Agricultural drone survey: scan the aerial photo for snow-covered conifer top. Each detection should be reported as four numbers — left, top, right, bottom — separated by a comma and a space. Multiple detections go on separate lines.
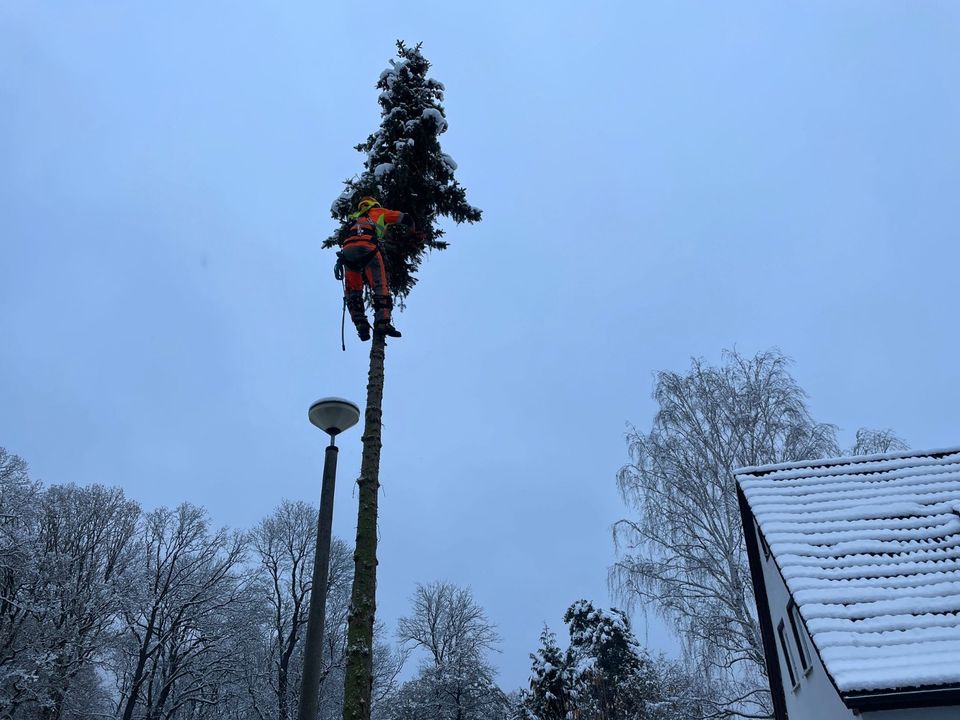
325, 41, 481, 299
737, 446, 960, 694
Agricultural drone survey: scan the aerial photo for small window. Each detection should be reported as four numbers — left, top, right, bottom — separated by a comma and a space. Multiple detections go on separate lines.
787, 602, 811, 675
777, 619, 799, 690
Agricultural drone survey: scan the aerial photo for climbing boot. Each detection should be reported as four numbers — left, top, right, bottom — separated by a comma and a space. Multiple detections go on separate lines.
374, 320, 402, 338
357, 321, 371, 342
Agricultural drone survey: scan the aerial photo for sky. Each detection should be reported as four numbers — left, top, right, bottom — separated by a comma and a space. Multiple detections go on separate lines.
2, 0, 960, 693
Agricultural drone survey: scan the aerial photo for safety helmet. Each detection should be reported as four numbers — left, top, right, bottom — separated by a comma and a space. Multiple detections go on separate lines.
357, 196, 381, 213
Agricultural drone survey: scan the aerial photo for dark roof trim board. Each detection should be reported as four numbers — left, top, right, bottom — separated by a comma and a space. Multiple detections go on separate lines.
844, 685, 960, 712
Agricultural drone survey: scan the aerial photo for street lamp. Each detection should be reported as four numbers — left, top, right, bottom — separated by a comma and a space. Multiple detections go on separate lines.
297, 397, 361, 720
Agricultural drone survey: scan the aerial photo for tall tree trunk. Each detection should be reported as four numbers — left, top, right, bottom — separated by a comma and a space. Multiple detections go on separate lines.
342, 334, 386, 720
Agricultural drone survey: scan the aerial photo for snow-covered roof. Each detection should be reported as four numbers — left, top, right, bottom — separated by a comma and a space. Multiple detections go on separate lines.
737, 447, 960, 696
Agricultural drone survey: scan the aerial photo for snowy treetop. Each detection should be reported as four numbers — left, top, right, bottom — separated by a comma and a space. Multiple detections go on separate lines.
737, 446, 960, 694
325, 40, 481, 300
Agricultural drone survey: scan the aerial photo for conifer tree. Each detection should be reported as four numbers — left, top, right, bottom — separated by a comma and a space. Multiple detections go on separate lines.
563, 600, 657, 720
325, 41, 481, 299
325, 42, 481, 720
515, 628, 575, 720
518, 602, 678, 720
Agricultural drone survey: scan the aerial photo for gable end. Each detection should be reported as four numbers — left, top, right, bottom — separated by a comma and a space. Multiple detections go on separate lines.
737, 485, 789, 720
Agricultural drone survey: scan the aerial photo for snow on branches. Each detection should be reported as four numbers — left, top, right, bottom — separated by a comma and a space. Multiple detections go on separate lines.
325, 40, 481, 300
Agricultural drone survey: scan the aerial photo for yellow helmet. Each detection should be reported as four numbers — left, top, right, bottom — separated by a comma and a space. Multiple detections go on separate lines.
357, 196, 381, 213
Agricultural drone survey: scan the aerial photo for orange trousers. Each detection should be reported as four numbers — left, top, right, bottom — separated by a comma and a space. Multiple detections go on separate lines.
341, 242, 392, 328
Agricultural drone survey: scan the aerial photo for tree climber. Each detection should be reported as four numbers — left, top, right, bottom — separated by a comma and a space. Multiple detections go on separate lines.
335, 196, 413, 341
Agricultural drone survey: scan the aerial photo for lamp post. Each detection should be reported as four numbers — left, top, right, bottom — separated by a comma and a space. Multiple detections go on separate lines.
297, 397, 361, 720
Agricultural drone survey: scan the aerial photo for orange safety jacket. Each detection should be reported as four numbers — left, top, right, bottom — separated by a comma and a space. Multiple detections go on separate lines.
342, 207, 410, 248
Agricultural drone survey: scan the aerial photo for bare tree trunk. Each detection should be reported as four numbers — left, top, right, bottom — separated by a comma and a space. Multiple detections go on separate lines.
121, 617, 157, 720
278, 661, 290, 720
342, 334, 386, 720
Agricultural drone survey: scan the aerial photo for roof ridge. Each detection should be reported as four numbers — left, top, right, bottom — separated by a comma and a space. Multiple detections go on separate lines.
735, 445, 960, 479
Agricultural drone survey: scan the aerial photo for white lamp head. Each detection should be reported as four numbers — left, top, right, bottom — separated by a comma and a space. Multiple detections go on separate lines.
308, 397, 361, 437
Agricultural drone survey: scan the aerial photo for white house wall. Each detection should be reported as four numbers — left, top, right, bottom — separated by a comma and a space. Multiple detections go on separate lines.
756, 523, 853, 720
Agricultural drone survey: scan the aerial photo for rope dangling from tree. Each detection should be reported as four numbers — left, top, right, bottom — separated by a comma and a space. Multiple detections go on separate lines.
341, 276, 347, 352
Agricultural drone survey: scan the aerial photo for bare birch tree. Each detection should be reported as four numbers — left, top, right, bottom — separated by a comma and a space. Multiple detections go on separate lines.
611, 349, 839, 720
847, 427, 908, 456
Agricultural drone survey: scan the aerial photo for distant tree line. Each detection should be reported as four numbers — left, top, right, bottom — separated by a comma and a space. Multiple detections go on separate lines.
1, 347, 907, 720
0, 449, 492, 720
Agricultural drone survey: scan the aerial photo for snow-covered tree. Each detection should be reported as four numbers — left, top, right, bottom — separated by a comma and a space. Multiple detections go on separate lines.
325, 40, 481, 300
384, 582, 509, 720
243, 502, 399, 720
324, 41, 482, 720
32, 484, 140, 720
611, 349, 906, 719
847, 427, 908, 456
563, 600, 657, 720
612, 350, 831, 718
0, 447, 414, 720
384, 665, 510, 720
0, 448, 41, 716
249, 500, 321, 720
0, 464, 140, 720
517, 601, 698, 720
513, 628, 573, 720
113, 504, 249, 720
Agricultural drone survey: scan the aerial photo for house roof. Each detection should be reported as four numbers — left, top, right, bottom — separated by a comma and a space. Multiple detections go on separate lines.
736, 446, 960, 697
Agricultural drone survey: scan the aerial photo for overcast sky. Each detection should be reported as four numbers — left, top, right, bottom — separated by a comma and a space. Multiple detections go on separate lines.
2, 1, 959, 692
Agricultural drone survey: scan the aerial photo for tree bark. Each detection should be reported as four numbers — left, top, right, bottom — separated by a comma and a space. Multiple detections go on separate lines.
341, 334, 387, 720
278, 655, 290, 720
120, 612, 158, 720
